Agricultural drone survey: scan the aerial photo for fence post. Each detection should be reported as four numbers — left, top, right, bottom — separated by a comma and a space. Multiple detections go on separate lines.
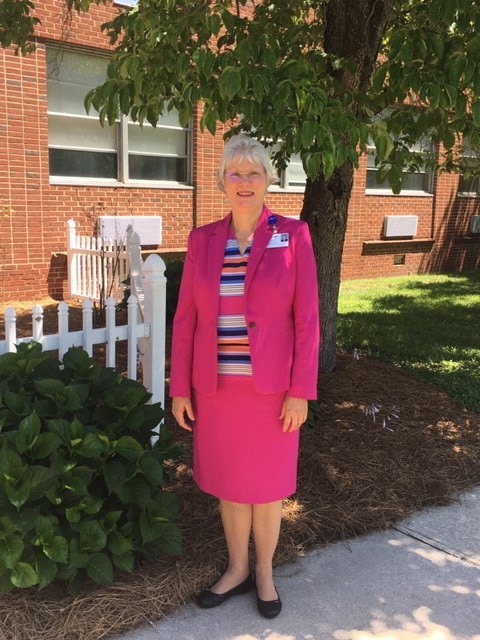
67, 220, 77, 299
141, 254, 167, 430
5, 307, 17, 353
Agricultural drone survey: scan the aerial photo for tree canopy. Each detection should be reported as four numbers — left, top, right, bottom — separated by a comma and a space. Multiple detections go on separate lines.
2, 0, 480, 371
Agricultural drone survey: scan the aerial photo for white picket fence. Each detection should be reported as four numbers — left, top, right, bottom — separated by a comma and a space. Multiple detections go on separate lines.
0, 254, 167, 417
67, 219, 129, 302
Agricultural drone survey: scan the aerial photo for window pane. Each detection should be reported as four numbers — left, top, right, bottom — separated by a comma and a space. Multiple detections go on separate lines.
129, 155, 188, 182
128, 123, 186, 156
49, 115, 117, 151
367, 169, 428, 191
458, 175, 480, 194
50, 149, 117, 178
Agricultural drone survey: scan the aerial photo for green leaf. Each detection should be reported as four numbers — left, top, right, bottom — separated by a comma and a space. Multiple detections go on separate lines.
113, 436, 144, 462
116, 477, 151, 508
108, 532, 133, 556
0, 517, 16, 540
138, 455, 163, 485
103, 460, 128, 495
472, 101, 480, 128
43, 536, 68, 563
0, 443, 23, 481
79, 521, 107, 553
31, 432, 62, 459
218, 66, 242, 100
75, 433, 107, 459
0, 534, 24, 570
10, 562, 38, 588
85, 553, 113, 586
35, 554, 58, 590
34, 379, 66, 400
112, 551, 134, 574
156, 522, 181, 556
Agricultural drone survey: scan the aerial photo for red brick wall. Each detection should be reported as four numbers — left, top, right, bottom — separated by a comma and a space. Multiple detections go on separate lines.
0, 0, 478, 305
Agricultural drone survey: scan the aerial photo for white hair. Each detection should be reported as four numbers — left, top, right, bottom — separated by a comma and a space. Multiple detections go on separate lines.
217, 135, 278, 192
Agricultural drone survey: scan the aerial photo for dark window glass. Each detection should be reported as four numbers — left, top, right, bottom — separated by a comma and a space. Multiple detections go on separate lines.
49, 149, 117, 178
129, 155, 188, 182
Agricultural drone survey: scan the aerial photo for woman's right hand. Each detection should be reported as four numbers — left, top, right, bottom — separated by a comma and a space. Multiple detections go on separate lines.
172, 397, 195, 432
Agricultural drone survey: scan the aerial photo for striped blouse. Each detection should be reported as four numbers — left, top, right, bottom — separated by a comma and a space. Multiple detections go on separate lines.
217, 234, 253, 377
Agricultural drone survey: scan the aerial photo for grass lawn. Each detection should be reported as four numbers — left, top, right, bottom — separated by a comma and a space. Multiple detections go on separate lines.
337, 271, 480, 413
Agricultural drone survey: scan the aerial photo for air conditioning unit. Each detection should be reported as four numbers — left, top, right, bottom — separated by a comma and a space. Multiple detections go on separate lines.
383, 215, 418, 238
470, 216, 480, 234
98, 216, 162, 245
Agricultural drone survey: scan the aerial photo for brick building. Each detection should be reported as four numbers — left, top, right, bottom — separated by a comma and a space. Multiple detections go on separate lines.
0, 0, 478, 303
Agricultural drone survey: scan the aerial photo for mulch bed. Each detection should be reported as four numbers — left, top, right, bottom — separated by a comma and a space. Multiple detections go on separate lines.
1, 298, 479, 639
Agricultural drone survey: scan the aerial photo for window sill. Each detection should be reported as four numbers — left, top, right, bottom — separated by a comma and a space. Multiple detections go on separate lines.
457, 193, 480, 199
362, 238, 435, 255
365, 189, 433, 197
50, 178, 193, 190
268, 186, 306, 194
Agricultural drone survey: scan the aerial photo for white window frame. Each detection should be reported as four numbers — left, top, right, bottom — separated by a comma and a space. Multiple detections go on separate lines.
46, 46, 192, 189
458, 138, 480, 197
268, 150, 306, 193
114, 0, 137, 7
365, 139, 434, 197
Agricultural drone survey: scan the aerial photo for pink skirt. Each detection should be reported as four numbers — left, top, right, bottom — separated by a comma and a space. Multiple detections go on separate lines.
192, 377, 299, 504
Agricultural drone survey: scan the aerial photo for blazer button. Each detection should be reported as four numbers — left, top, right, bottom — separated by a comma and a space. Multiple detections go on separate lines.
248, 321, 256, 329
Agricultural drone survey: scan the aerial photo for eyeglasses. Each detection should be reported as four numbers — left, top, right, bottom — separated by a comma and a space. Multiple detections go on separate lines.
224, 171, 265, 184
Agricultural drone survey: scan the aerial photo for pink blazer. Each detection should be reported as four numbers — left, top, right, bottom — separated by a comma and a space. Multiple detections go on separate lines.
170, 206, 320, 399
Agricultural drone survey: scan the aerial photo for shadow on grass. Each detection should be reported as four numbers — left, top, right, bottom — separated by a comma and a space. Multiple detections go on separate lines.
338, 273, 480, 412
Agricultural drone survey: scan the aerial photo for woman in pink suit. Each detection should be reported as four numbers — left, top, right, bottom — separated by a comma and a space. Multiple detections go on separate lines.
171, 135, 319, 619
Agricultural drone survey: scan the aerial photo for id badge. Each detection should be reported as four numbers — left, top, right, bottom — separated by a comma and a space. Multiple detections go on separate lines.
267, 233, 289, 249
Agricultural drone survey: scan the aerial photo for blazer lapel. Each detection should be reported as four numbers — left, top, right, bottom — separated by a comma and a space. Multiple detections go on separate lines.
245, 206, 271, 296
206, 214, 232, 317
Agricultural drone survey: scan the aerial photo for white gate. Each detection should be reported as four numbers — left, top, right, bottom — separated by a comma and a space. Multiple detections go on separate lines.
67, 219, 129, 303
0, 254, 167, 415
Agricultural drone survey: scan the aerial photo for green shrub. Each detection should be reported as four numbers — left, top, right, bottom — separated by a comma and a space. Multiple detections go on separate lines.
0, 342, 181, 594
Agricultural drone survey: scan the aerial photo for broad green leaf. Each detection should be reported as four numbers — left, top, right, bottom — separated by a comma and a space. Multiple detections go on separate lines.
0, 517, 16, 540
34, 379, 66, 399
112, 551, 134, 574
0, 534, 24, 570
218, 66, 242, 100
103, 460, 128, 495
75, 433, 107, 458
31, 432, 62, 459
472, 101, 480, 128
5, 481, 30, 509
116, 477, 151, 508
35, 554, 58, 590
108, 532, 133, 556
148, 492, 179, 522
0, 443, 23, 481
43, 536, 68, 563
10, 562, 38, 588
113, 436, 144, 462
156, 522, 181, 556
138, 455, 163, 485
79, 520, 107, 553
85, 552, 113, 586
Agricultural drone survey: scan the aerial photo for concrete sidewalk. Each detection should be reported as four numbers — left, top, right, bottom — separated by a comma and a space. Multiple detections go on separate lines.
113, 488, 480, 640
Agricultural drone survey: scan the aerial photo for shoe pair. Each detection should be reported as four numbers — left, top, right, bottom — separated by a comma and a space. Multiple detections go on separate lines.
195, 574, 282, 619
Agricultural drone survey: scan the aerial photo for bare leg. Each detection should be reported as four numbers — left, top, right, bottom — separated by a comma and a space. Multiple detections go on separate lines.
252, 500, 283, 601
210, 499, 252, 594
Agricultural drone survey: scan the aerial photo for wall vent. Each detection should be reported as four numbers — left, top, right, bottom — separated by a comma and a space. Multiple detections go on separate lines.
98, 216, 162, 245
470, 216, 480, 234
383, 215, 418, 238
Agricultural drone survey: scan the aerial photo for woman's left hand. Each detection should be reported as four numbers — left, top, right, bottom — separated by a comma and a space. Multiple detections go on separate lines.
279, 396, 308, 432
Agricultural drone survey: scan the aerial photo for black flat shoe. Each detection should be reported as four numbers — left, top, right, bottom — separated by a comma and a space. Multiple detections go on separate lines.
256, 586, 282, 619
196, 574, 253, 609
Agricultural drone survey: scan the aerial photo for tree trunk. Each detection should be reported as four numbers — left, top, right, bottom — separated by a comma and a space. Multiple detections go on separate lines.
302, 0, 394, 373
301, 163, 354, 373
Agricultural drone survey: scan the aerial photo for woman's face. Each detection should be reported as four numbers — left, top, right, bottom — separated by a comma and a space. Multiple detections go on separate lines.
223, 159, 268, 216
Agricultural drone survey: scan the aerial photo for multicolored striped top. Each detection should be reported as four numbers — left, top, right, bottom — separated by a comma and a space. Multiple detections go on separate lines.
217, 233, 253, 377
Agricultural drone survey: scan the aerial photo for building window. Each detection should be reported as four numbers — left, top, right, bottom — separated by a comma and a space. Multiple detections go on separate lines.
366, 138, 433, 195
458, 138, 480, 196
46, 47, 190, 186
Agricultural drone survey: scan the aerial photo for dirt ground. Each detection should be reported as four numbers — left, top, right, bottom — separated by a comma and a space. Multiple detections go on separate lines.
1, 297, 479, 640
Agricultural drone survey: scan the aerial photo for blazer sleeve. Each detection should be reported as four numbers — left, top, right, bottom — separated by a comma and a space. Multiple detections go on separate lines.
169, 231, 197, 397
288, 222, 320, 399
